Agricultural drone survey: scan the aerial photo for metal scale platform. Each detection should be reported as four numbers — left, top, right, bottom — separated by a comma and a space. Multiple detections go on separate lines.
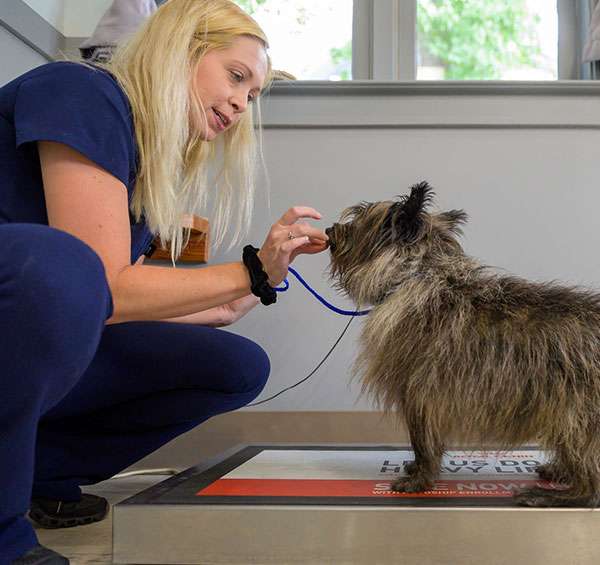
113, 444, 600, 564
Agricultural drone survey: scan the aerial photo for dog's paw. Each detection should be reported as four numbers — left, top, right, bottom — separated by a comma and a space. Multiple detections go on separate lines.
391, 474, 433, 494
512, 486, 596, 507
512, 486, 554, 507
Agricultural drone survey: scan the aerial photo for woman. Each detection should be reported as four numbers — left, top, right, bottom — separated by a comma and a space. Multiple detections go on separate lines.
0, 1, 328, 563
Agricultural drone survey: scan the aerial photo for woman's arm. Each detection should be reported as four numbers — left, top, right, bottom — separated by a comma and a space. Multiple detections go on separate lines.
133, 256, 260, 327
163, 294, 261, 326
39, 141, 327, 325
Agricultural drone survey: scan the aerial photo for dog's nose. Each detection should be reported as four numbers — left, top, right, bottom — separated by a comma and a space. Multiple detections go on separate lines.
325, 226, 335, 251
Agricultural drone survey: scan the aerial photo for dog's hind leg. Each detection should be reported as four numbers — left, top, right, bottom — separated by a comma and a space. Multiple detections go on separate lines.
513, 437, 600, 507
512, 476, 600, 507
535, 462, 563, 483
392, 414, 444, 494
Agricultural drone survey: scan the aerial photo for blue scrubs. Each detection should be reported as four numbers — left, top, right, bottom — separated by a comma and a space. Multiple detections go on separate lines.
0, 62, 269, 562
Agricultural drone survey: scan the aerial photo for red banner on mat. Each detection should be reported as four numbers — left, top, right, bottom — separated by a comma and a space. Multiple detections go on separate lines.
196, 478, 562, 498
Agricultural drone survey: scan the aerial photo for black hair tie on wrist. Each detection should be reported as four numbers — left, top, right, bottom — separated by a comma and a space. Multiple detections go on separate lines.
242, 245, 277, 305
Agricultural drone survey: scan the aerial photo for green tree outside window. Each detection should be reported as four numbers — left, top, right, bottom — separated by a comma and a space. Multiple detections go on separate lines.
418, 0, 545, 80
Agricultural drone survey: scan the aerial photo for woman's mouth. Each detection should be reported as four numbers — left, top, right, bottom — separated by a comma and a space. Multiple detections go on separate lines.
213, 109, 229, 131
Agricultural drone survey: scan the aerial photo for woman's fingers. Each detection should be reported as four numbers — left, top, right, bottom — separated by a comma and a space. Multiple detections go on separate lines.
280, 234, 313, 253
282, 231, 329, 264
278, 206, 322, 226
285, 223, 328, 244
258, 206, 329, 285
290, 238, 328, 261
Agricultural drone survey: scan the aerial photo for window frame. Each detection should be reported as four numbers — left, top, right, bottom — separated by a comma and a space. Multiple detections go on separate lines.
351, 0, 595, 81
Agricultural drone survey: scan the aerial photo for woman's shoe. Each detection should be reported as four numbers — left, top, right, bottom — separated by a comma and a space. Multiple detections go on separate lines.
29, 494, 109, 528
10, 544, 69, 564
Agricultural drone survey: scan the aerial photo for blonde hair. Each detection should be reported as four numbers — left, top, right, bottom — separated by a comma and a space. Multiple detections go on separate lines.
101, 0, 272, 259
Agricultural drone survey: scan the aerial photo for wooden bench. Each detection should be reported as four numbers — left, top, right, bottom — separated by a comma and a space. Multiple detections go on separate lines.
150, 214, 209, 263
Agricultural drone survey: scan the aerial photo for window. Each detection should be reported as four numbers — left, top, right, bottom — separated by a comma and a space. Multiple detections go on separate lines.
233, 0, 593, 81
232, 0, 354, 80
417, 0, 558, 80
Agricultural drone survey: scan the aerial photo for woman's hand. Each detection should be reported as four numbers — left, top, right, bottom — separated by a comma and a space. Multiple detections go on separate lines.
257, 206, 329, 286
162, 294, 260, 326
218, 294, 261, 325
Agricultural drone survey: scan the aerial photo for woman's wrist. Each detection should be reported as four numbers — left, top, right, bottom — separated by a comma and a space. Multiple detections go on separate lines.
242, 245, 277, 305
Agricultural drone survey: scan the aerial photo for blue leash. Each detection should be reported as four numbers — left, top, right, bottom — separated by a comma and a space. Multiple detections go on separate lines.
248, 267, 368, 407
274, 267, 371, 316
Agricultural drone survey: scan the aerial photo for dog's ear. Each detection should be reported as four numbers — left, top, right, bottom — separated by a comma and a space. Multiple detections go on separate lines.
388, 181, 434, 242
437, 209, 468, 235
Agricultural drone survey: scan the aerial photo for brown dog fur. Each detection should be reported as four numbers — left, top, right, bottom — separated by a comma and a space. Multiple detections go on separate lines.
326, 182, 600, 507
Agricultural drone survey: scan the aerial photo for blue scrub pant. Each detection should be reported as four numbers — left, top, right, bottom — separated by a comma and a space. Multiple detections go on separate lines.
0, 224, 270, 563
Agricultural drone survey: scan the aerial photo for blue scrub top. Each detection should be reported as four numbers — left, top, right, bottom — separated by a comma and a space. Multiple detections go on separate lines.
0, 61, 154, 263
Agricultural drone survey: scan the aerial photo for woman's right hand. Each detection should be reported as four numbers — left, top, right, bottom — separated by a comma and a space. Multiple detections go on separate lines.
257, 206, 329, 286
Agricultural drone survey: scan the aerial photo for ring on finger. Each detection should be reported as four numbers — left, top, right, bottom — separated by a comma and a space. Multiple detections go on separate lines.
288, 231, 296, 240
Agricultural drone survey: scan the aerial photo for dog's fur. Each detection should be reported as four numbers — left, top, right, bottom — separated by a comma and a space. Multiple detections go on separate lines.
326, 182, 600, 507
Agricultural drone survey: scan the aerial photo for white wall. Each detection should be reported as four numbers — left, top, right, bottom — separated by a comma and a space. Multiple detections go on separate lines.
21, 0, 65, 32
209, 86, 600, 412
63, 0, 112, 38
20, 0, 111, 37
0, 24, 47, 84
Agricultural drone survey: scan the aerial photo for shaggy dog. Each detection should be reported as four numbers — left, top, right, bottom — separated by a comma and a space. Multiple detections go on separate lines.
325, 182, 600, 507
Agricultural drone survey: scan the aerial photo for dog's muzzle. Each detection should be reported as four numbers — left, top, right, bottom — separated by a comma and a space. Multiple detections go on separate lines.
325, 226, 335, 251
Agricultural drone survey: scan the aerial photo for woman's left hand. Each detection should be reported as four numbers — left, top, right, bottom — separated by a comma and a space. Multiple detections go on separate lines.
162, 294, 260, 326
219, 294, 261, 325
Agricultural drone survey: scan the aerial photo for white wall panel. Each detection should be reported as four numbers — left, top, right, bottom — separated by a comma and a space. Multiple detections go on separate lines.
0, 24, 47, 85
210, 117, 600, 411
63, 0, 111, 38
21, 0, 64, 32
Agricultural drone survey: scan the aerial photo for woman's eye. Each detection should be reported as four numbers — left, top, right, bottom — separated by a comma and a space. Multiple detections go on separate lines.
247, 93, 255, 103
230, 71, 243, 82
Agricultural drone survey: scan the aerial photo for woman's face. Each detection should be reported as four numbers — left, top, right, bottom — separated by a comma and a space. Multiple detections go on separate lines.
190, 35, 268, 141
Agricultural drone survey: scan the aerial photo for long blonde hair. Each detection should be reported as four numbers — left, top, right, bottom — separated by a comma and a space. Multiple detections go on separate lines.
103, 0, 272, 259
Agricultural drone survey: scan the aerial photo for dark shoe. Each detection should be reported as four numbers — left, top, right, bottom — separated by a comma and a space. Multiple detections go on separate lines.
29, 494, 109, 528
10, 544, 69, 564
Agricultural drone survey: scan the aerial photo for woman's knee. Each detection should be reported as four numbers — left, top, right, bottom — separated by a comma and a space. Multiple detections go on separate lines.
215, 335, 270, 399
237, 338, 270, 396
1, 224, 112, 370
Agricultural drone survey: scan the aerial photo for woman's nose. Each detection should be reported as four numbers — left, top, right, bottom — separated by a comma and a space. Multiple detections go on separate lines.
231, 95, 247, 113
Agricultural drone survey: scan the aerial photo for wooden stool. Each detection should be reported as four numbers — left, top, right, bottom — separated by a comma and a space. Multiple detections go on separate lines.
150, 214, 209, 263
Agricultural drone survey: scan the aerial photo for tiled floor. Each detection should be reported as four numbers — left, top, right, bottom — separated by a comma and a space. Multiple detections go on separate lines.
31, 473, 170, 565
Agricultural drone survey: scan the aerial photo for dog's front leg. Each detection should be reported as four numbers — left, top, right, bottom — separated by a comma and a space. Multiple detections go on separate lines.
392, 415, 443, 494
